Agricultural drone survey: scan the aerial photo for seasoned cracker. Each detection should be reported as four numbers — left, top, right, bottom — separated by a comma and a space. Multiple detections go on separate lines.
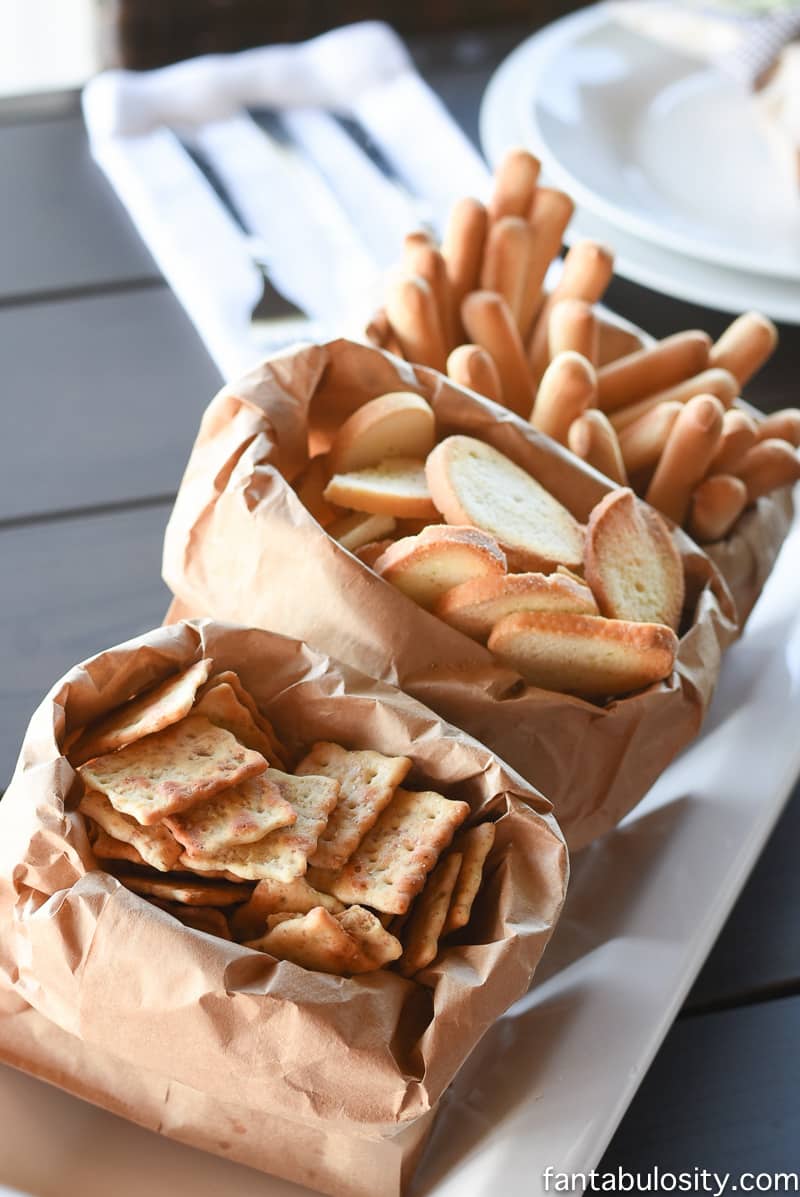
165, 772, 296, 858
337, 905, 402, 971
154, 901, 232, 940
327, 788, 470, 915
230, 876, 345, 940
193, 682, 278, 763
442, 822, 496, 935
81, 788, 183, 872
185, 769, 339, 882
199, 671, 287, 769
248, 905, 362, 975
120, 873, 253, 906
70, 659, 213, 764
296, 742, 411, 871
79, 715, 267, 826
399, 851, 463, 976
89, 825, 146, 867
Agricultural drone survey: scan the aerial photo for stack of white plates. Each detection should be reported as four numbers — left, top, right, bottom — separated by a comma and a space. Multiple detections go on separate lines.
480, 3, 800, 322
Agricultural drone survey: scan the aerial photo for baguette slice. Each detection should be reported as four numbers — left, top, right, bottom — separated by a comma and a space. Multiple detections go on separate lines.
434, 571, 598, 640
425, 435, 584, 571
584, 488, 685, 632
488, 610, 677, 699
330, 392, 436, 474
375, 525, 507, 609
324, 457, 438, 520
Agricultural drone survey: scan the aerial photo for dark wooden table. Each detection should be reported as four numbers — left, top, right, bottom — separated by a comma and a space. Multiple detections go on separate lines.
1, 20, 799, 1183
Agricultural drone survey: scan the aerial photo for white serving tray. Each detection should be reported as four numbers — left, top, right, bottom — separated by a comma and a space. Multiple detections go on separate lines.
2, 507, 799, 1197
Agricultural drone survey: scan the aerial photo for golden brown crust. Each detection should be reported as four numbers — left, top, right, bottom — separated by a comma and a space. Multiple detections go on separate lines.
434, 570, 597, 640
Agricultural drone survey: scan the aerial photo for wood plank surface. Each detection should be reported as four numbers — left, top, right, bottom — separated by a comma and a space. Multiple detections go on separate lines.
0, 504, 171, 785
0, 287, 220, 521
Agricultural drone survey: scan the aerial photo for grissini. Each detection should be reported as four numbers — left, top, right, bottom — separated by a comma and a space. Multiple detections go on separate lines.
709, 311, 778, 387
528, 239, 614, 384
617, 401, 683, 475
735, 438, 800, 503
596, 330, 711, 413
610, 368, 739, 432
487, 147, 541, 221
365, 309, 403, 358
403, 243, 455, 351
757, 408, 800, 448
480, 216, 534, 327
442, 197, 488, 342
645, 394, 725, 525
531, 351, 597, 445
461, 291, 534, 419
446, 344, 504, 407
548, 298, 598, 365
707, 409, 759, 475
386, 274, 448, 374
597, 318, 646, 367
687, 475, 748, 543
518, 187, 575, 340
568, 409, 627, 486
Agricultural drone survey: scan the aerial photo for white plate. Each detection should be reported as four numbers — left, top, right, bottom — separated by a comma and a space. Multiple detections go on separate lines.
2, 502, 800, 1196
523, 6, 800, 282
480, 10, 800, 323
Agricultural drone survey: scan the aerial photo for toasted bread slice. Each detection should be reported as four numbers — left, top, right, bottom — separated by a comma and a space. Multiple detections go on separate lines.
374, 525, 507, 609
324, 457, 438, 520
487, 610, 677, 699
434, 571, 598, 640
354, 538, 396, 569
330, 392, 436, 473
328, 510, 396, 552
425, 435, 584, 571
584, 489, 685, 632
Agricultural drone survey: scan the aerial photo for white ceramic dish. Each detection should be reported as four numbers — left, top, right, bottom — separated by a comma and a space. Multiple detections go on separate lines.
2, 501, 800, 1196
480, 8, 800, 322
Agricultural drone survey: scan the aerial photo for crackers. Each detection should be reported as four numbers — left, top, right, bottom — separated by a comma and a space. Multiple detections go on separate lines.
80, 715, 268, 826
327, 787, 470, 914
398, 851, 463, 976
295, 742, 412, 870
165, 772, 297, 858
81, 788, 182, 872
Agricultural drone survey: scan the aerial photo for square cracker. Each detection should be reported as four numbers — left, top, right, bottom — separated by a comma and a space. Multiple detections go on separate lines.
399, 851, 463, 977
153, 901, 233, 940
81, 788, 182, 872
165, 773, 296, 858
192, 682, 277, 764
230, 876, 344, 940
70, 659, 213, 765
327, 788, 470, 915
337, 905, 402, 971
295, 742, 411, 871
442, 822, 496, 935
89, 825, 146, 867
185, 769, 339, 882
247, 906, 362, 975
120, 873, 253, 906
198, 671, 287, 769
79, 715, 267, 826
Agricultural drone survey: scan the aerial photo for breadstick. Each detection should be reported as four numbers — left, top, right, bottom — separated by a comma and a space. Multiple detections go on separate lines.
528, 239, 614, 385
447, 344, 504, 407
735, 438, 800, 502
645, 395, 725, 525
402, 230, 436, 267
488, 148, 541, 221
688, 475, 748, 543
597, 318, 646, 367
548, 298, 598, 365
386, 275, 448, 374
708, 409, 759, 475
518, 187, 575, 341
365, 309, 403, 358
610, 368, 739, 432
442, 197, 488, 342
597, 330, 711, 413
531, 351, 597, 445
568, 409, 627, 485
462, 291, 534, 419
757, 408, 800, 447
404, 243, 455, 352
617, 401, 683, 474
480, 216, 534, 328
709, 311, 778, 387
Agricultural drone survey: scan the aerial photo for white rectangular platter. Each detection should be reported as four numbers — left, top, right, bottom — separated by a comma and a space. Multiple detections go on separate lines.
2, 507, 799, 1197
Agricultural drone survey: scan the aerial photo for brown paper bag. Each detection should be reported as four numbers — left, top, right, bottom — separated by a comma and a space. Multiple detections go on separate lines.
162, 339, 738, 850
0, 619, 567, 1197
